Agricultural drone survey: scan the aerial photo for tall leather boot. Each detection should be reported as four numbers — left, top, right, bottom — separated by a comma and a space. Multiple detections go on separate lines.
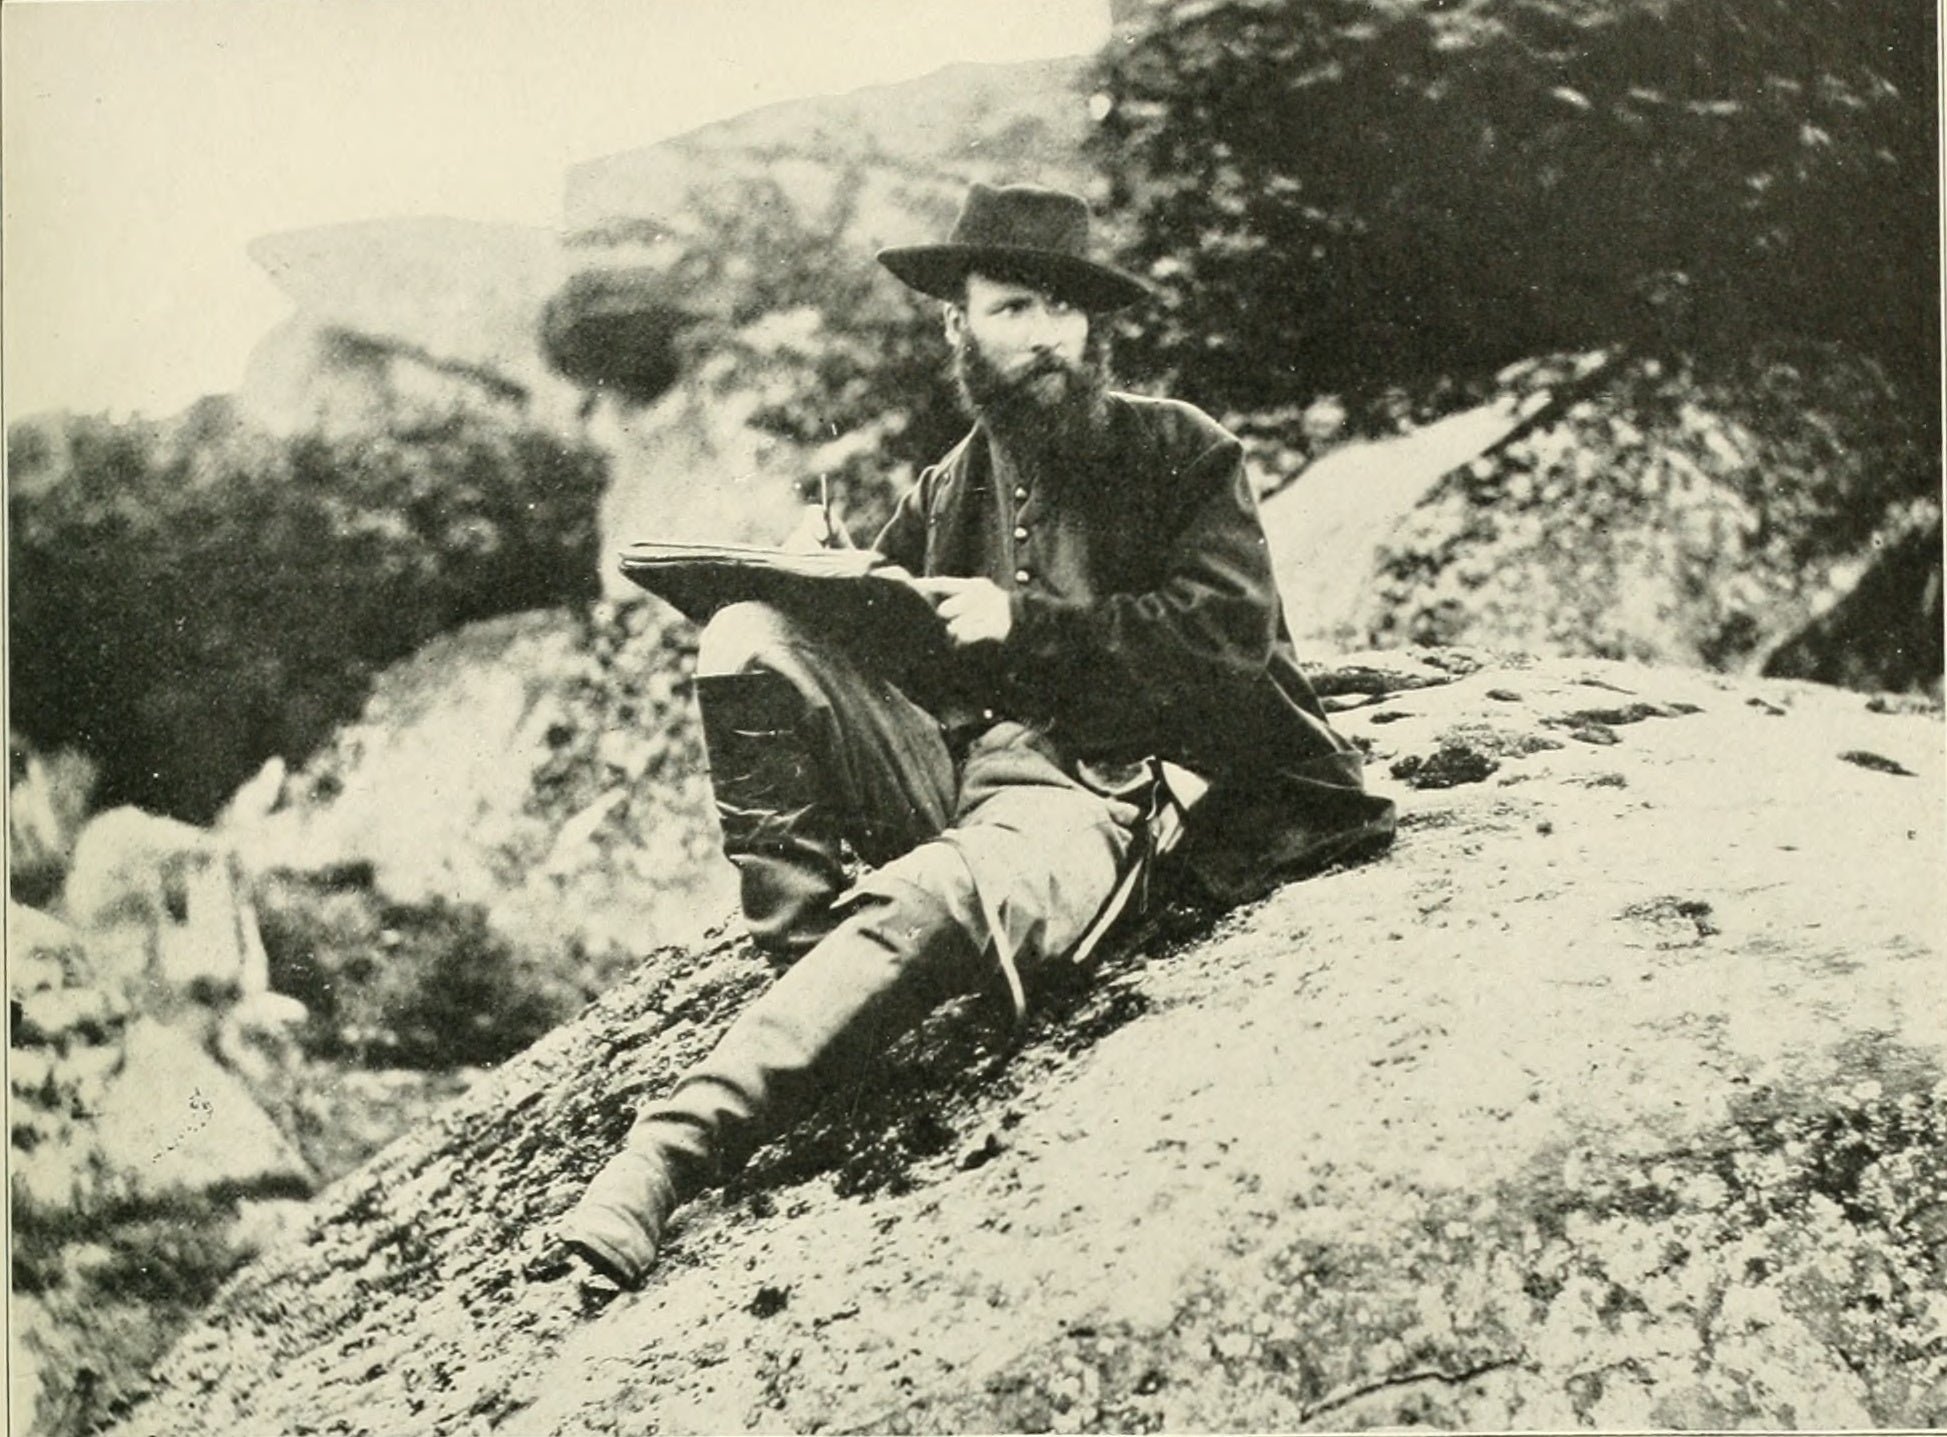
560, 874, 982, 1289
697, 669, 849, 960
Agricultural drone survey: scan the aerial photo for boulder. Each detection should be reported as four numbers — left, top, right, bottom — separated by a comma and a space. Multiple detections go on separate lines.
11, 901, 309, 1216
237, 218, 577, 437
1264, 398, 1539, 646
111, 654, 1942, 1434
89, 1019, 312, 1204
221, 606, 733, 973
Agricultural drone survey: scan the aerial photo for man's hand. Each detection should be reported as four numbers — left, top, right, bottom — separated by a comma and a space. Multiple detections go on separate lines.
913, 576, 1013, 646
780, 497, 856, 553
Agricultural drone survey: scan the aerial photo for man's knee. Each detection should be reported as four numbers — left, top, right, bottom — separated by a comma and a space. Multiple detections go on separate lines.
847, 845, 988, 962
697, 601, 808, 679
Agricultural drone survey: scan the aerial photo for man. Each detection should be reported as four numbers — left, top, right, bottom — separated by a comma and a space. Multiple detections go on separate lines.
558, 182, 1395, 1290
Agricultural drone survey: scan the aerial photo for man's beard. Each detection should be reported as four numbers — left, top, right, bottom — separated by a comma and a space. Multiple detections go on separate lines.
952, 328, 1112, 477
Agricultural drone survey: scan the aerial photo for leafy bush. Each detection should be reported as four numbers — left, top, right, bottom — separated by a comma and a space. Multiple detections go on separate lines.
254, 867, 582, 1069
8, 400, 609, 823
1091, 0, 1937, 419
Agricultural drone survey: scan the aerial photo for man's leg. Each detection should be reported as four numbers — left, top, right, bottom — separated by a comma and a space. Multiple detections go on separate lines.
694, 601, 955, 959
934, 724, 1145, 1013
560, 867, 984, 1288
560, 721, 1141, 1289
563, 602, 964, 1286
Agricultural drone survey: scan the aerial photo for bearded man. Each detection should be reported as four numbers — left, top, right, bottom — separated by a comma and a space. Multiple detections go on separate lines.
558, 182, 1395, 1290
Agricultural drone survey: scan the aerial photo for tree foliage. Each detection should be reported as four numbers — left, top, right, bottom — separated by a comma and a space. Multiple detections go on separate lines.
548, 172, 971, 542
8, 401, 609, 822
1091, 0, 1938, 417
255, 874, 576, 1069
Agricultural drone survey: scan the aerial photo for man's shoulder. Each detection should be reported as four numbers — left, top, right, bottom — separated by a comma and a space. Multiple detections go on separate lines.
1106, 391, 1239, 455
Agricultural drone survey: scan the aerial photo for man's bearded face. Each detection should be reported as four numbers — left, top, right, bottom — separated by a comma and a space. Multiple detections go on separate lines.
949, 272, 1110, 455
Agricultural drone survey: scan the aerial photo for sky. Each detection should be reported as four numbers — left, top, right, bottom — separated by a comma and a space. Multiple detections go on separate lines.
2, 0, 1111, 421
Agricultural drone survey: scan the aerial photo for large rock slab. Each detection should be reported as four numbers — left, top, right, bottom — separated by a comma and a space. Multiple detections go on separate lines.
114, 655, 1943, 1434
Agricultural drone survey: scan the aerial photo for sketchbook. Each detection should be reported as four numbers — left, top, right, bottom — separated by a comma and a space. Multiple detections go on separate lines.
616, 540, 947, 669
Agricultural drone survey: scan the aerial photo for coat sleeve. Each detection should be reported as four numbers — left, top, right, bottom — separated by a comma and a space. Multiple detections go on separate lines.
1000, 432, 1282, 756
871, 467, 932, 573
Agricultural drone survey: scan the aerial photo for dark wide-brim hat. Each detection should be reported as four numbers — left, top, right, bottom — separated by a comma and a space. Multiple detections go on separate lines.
877, 182, 1151, 314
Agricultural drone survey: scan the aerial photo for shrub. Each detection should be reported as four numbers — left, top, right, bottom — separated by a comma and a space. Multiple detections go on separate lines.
254, 867, 583, 1069
8, 401, 609, 823
1091, 0, 1937, 421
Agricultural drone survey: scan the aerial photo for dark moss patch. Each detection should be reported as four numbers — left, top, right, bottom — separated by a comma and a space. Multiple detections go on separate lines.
1566, 723, 1620, 745
1548, 700, 1702, 730
1619, 896, 1719, 947
1398, 808, 1461, 830
1839, 750, 1915, 777
748, 1284, 790, 1318
1391, 745, 1501, 789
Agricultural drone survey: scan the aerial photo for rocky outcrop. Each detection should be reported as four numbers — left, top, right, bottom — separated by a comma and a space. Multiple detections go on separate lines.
88, 1019, 312, 1203
61, 807, 273, 1006
1264, 400, 1537, 647
9, 894, 314, 1437
220, 602, 731, 978
1355, 348, 1940, 685
112, 654, 1943, 1434
562, 57, 1098, 246
13, 802, 309, 1216
238, 218, 581, 438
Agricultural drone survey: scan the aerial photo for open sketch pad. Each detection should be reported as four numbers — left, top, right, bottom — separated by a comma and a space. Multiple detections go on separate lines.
617, 540, 948, 671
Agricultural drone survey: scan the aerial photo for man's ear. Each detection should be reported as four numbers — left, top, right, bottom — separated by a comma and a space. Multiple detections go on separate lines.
942, 303, 966, 347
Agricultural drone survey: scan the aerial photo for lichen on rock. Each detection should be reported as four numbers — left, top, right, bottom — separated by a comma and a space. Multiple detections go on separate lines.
103, 653, 1943, 1435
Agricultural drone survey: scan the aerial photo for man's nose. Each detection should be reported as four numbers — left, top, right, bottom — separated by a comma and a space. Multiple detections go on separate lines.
1027, 308, 1064, 348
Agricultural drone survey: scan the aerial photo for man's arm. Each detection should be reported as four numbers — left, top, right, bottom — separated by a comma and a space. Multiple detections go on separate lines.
870, 469, 932, 573
1000, 434, 1281, 755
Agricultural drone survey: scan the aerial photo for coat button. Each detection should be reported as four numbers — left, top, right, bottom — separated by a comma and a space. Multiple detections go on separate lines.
1015, 568, 1031, 584
1013, 526, 1028, 541
1014, 487, 1028, 501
